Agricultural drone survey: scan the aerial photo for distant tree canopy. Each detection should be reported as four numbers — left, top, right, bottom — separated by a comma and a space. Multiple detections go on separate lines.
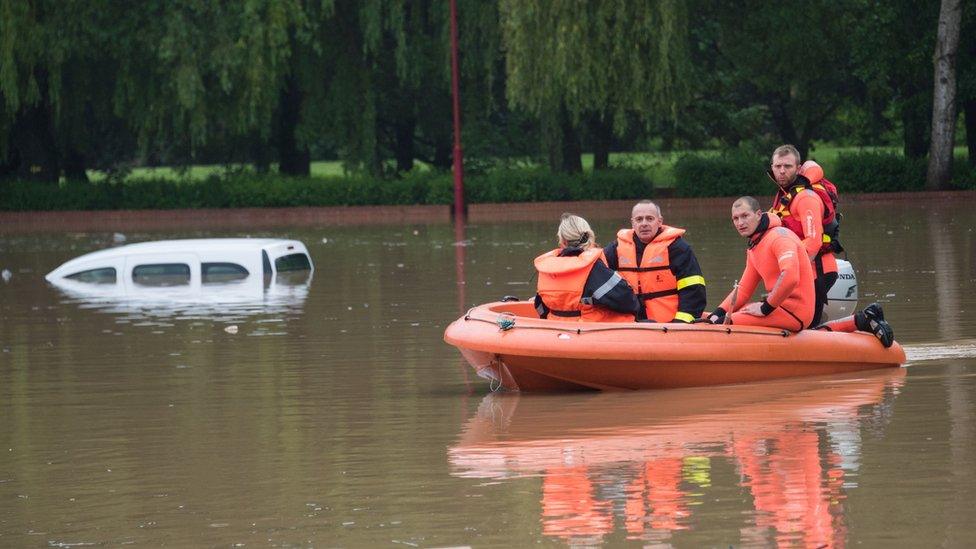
0, 0, 972, 182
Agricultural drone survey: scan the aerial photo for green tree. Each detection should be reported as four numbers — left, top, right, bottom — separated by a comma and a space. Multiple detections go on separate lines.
849, 0, 942, 159
699, 0, 866, 159
0, 0, 134, 181
500, 0, 691, 172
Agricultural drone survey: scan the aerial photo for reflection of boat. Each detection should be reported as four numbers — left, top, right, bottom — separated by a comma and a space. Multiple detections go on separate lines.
444, 301, 905, 391
45, 238, 313, 320
450, 368, 905, 475
449, 369, 905, 545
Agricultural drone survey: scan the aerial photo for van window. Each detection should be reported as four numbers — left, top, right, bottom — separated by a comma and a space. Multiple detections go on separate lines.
275, 253, 312, 272
65, 267, 117, 284
132, 263, 191, 286
202, 262, 249, 284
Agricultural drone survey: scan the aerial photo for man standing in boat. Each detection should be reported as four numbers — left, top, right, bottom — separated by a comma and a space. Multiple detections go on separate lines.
767, 144, 840, 326
707, 196, 815, 331
603, 200, 706, 323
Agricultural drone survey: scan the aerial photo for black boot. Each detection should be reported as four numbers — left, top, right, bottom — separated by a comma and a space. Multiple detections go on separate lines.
862, 302, 885, 322
855, 304, 894, 348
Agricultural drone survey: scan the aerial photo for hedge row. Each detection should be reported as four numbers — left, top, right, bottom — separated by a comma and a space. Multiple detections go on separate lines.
673, 150, 975, 198
0, 168, 655, 211
2, 153, 972, 211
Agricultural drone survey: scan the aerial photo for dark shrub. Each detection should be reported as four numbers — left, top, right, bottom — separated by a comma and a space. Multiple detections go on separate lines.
673, 150, 767, 197
832, 152, 927, 193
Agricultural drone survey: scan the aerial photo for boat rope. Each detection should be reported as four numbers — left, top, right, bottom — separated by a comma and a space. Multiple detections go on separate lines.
488, 372, 502, 392
465, 315, 790, 338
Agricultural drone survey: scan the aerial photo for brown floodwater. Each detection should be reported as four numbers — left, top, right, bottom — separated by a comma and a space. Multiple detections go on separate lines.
1, 195, 974, 547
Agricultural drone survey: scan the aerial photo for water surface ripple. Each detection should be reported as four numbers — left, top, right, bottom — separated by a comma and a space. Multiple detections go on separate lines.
1, 198, 974, 546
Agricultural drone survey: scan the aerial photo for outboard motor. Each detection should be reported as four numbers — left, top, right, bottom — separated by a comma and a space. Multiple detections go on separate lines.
824, 259, 858, 321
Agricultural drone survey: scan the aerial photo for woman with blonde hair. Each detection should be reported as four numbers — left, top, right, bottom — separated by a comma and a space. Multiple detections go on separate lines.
533, 213, 639, 322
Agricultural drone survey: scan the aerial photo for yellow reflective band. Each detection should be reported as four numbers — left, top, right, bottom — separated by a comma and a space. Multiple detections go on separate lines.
683, 457, 712, 488
822, 234, 831, 243
674, 311, 695, 323
676, 275, 705, 290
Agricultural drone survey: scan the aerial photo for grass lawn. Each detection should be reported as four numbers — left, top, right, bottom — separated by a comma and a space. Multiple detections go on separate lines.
87, 160, 349, 182
87, 146, 968, 188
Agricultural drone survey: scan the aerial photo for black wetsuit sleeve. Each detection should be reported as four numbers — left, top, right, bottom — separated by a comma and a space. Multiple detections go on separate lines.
583, 261, 640, 318
533, 293, 550, 319
602, 241, 619, 271
668, 238, 707, 321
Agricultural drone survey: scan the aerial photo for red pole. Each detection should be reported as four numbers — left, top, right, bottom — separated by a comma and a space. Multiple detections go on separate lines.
449, 0, 465, 220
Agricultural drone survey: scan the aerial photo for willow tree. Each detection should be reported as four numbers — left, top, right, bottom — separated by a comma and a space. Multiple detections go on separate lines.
0, 1, 321, 179
317, 0, 503, 176
110, 1, 320, 172
500, 0, 691, 172
0, 0, 129, 181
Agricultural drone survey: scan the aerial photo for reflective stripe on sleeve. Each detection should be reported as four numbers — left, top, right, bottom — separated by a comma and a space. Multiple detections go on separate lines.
674, 311, 695, 323
676, 275, 705, 290
592, 272, 623, 300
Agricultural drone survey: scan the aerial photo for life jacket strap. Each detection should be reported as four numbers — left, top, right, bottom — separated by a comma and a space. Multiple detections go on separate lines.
637, 288, 678, 300
549, 309, 582, 318
617, 265, 670, 273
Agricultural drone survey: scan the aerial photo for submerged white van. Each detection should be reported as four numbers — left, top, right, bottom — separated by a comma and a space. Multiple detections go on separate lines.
45, 238, 313, 294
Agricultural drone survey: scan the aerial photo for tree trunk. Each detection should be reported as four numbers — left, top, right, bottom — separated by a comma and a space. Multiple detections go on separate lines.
589, 116, 611, 170
251, 139, 273, 173
965, 98, 976, 167
433, 137, 452, 170
560, 115, 582, 173
769, 98, 805, 158
393, 115, 416, 173
62, 149, 89, 182
544, 107, 582, 174
12, 103, 60, 182
903, 95, 931, 158
926, 0, 963, 190
276, 74, 310, 177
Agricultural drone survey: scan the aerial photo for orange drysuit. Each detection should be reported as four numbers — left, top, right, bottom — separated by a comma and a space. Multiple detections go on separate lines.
718, 214, 815, 331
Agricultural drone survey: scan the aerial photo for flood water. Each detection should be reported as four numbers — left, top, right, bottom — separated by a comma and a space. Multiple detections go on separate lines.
1, 196, 975, 547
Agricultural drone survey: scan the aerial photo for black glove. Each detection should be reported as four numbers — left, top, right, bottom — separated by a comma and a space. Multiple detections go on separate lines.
706, 307, 727, 324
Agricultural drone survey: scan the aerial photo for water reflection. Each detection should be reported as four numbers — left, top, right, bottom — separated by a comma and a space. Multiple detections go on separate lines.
450, 369, 906, 546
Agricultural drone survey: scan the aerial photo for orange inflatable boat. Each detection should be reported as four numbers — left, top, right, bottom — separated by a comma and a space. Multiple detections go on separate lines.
443, 301, 906, 391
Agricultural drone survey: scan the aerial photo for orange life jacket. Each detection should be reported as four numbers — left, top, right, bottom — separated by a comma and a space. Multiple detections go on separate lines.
614, 227, 684, 322
535, 248, 634, 323
770, 161, 841, 256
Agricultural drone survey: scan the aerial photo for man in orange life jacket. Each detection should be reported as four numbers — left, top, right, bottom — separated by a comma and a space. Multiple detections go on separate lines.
603, 200, 706, 323
534, 213, 640, 322
768, 144, 840, 326
705, 196, 815, 331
